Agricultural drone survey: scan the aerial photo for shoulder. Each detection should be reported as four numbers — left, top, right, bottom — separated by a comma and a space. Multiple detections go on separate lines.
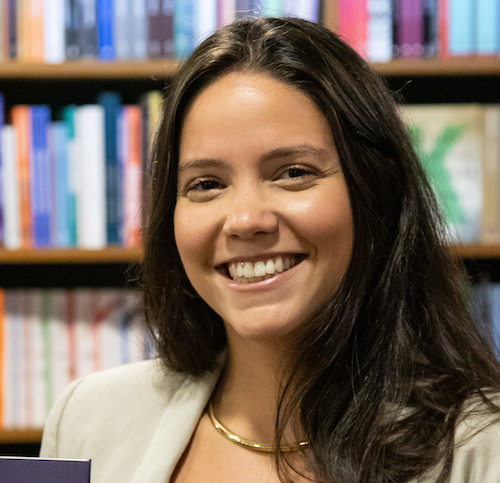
449, 392, 500, 482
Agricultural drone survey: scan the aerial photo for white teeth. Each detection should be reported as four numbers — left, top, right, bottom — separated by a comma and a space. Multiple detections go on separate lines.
228, 255, 297, 282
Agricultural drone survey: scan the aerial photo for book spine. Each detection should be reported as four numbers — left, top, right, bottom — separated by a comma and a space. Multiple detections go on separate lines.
476, 0, 497, 55
29, 0, 45, 62
123, 105, 142, 249
11, 105, 33, 249
97, 0, 115, 59
174, 0, 195, 59
31, 291, 46, 428
74, 290, 95, 378
130, 0, 147, 59
422, 0, 438, 57
195, 0, 217, 43
113, 0, 129, 58
367, 0, 392, 62
261, 0, 284, 17
146, 0, 174, 59
6, 0, 17, 59
449, 0, 474, 55
0, 93, 4, 246
1, 126, 21, 249
44, 0, 65, 63
218, 0, 236, 27
78, 0, 98, 58
98, 91, 122, 246
339, 0, 368, 57
31, 105, 52, 248
399, 0, 423, 57
285, 0, 320, 22
65, 0, 80, 59
75, 105, 106, 249
0, 289, 4, 427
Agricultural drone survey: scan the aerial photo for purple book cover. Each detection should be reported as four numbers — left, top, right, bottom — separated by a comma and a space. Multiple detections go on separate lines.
399, 0, 423, 57
0, 457, 91, 483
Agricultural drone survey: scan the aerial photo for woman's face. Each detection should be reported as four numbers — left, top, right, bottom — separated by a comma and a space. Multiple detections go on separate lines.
174, 72, 353, 344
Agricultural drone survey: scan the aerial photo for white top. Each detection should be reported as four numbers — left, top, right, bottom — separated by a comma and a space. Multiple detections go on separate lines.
40, 359, 500, 483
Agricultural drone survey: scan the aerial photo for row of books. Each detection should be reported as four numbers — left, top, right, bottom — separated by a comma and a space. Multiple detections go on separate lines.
0, 0, 322, 64
0, 90, 163, 250
339, 0, 500, 63
401, 103, 500, 245
0, 288, 154, 429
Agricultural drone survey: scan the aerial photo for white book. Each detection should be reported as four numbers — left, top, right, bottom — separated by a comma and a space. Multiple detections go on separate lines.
74, 290, 95, 378
75, 105, 107, 249
1, 126, 21, 249
49, 290, 71, 409
114, 0, 131, 59
367, 0, 392, 62
130, 0, 147, 59
195, 0, 217, 44
44, 0, 66, 63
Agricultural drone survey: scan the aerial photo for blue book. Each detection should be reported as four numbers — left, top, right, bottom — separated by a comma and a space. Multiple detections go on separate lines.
0, 93, 4, 246
0, 457, 91, 483
49, 122, 71, 247
61, 106, 78, 246
98, 92, 123, 246
31, 105, 52, 248
97, 0, 115, 59
449, 0, 475, 55
475, 0, 497, 54
174, 0, 196, 59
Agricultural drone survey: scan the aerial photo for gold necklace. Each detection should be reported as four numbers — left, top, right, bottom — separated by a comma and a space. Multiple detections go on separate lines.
207, 399, 309, 453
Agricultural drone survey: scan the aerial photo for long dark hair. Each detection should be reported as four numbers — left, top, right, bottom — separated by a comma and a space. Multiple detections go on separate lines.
142, 17, 500, 483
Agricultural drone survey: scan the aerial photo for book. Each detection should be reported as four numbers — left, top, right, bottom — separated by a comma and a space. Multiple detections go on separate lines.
3, 0, 17, 60
98, 91, 122, 246
31, 105, 52, 248
28, 0, 45, 62
218, 0, 236, 27
0, 92, 4, 245
130, 0, 147, 59
97, 0, 115, 59
398, 0, 423, 57
0, 289, 4, 427
113, 0, 130, 58
448, 0, 474, 56
403, 104, 486, 244
284, 0, 320, 22
367, 0, 392, 62
339, 0, 368, 57
65, 0, 81, 59
78, 0, 98, 58
74, 104, 107, 249
437, 0, 449, 57
11, 105, 33, 249
146, 0, 175, 59
0, 456, 91, 483
195, 0, 217, 44
235, 0, 259, 19
422, 0, 438, 57
174, 0, 196, 59
44, 0, 66, 63
1, 125, 21, 249
476, 0, 498, 55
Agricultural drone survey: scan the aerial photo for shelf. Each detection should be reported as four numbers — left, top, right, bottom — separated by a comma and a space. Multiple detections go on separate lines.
450, 244, 500, 259
0, 59, 179, 79
1, 56, 500, 80
0, 248, 143, 264
0, 428, 43, 444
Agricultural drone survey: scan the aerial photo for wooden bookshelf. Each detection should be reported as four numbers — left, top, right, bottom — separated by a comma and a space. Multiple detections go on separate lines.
0, 248, 142, 264
0, 429, 43, 444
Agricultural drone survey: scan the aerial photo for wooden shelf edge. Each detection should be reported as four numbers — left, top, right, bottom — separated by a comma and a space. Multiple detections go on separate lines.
449, 244, 500, 259
0, 248, 143, 264
2, 56, 500, 79
0, 428, 43, 444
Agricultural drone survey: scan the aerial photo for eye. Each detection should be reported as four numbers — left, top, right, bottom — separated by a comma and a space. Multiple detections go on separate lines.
274, 165, 318, 188
182, 177, 225, 201
282, 167, 311, 179
191, 179, 221, 191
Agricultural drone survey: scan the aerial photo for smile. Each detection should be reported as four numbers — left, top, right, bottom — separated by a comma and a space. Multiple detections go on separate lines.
225, 255, 304, 284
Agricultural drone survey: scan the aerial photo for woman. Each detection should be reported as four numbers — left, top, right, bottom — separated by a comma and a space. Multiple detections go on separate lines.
41, 17, 500, 483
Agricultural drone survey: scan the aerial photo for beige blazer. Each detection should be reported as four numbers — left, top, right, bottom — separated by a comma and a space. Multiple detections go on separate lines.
40, 359, 500, 483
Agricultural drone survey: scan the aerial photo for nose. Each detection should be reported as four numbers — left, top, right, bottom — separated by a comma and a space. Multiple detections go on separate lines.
222, 187, 278, 239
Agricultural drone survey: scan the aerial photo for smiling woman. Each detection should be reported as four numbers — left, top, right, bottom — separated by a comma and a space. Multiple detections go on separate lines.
40, 17, 500, 483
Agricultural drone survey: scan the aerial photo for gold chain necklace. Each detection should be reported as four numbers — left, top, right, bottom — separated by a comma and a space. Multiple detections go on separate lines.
207, 399, 309, 453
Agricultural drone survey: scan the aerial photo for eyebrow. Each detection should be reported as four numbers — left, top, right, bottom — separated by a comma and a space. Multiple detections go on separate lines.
178, 144, 331, 173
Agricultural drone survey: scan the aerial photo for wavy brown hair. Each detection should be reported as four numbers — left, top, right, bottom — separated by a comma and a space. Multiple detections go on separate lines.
142, 17, 500, 483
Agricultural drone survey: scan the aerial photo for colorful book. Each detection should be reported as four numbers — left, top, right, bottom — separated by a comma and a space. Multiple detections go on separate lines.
31, 105, 52, 248
174, 0, 196, 59
98, 92, 122, 246
448, 0, 474, 56
367, 0, 392, 62
97, 0, 115, 59
1, 125, 21, 249
44, 0, 66, 63
74, 105, 107, 249
399, 0, 423, 57
403, 104, 485, 244
339, 0, 368, 57
11, 105, 33, 249
146, 0, 175, 58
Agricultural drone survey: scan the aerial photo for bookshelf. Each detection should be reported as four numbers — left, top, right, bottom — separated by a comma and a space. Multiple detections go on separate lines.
2, 0, 500, 451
